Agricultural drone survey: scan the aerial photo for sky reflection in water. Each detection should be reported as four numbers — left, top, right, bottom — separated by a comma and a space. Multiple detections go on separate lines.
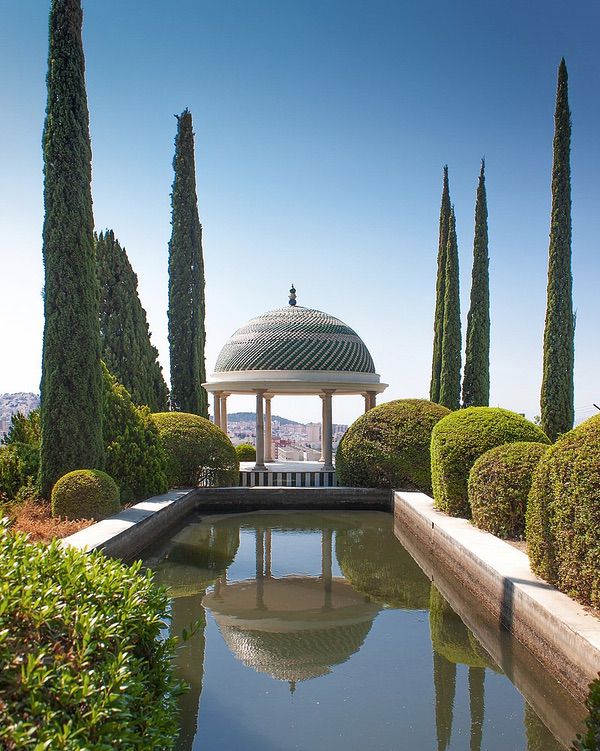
148, 511, 573, 751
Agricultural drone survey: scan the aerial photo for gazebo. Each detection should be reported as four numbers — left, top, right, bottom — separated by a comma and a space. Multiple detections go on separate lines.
203, 287, 387, 481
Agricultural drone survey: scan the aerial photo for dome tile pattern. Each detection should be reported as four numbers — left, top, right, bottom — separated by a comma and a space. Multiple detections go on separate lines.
215, 307, 375, 373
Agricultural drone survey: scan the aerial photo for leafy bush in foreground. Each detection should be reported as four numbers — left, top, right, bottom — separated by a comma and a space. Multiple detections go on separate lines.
336, 399, 450, 492
468, 442, 549, 538
51, 469, 120, 521
527, 414, 600, 607
151, 412, 238, 487
0, 524, 181, 750
235, 443, 256, 462
431, 407, 549, 517
572, 674, 600, 751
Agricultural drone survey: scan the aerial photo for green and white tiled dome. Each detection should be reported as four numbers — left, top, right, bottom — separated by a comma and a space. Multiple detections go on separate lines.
214, 306, 376, 374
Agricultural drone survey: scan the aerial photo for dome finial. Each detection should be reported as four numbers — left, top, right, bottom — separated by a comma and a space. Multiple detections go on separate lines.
288, 284, 297, 306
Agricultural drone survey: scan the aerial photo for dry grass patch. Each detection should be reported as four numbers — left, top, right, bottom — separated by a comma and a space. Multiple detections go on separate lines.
7, 498, 93, 542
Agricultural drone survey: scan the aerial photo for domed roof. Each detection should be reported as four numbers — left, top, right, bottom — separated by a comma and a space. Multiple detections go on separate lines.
215, 306, 376, 374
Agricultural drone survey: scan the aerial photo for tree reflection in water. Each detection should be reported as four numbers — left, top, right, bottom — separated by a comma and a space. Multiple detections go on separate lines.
150, 513, 568, 751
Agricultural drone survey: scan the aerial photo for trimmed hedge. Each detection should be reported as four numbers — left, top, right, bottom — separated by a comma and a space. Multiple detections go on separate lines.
52, 469, 120, 521
103, 366, 168, 503
431, 407, 549, 517
526, 414, 600, 607
235, 443, 256, 462
468, 441, 550, 538
0, 523, 181, 749
336, 399, 451, 492
151, 412, 238, 487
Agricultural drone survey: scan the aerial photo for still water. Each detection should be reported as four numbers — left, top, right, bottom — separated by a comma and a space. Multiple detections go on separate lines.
145, 511, 583, 751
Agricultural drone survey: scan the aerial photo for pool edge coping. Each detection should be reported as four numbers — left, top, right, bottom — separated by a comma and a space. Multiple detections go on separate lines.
394, 489, 600, 703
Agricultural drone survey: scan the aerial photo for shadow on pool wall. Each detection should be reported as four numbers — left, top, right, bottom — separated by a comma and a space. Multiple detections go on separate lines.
393, 517, 584, 749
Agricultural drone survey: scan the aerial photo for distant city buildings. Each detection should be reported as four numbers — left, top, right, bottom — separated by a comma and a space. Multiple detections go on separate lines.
0, 392, 39, 440
225, 411, 347, 462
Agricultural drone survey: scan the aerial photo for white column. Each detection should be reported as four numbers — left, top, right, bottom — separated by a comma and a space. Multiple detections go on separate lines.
254, 390, 266, 470
367, 390, 377, 411
221, 394, 228, 435
319, 394, 326, 461
213, 392, 222, 428
322, 390, 334, 471
363, 393, 370, 413
265, 396, 273, 463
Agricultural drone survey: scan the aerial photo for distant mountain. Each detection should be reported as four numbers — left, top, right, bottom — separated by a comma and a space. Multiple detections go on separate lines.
227, 411, 302, 426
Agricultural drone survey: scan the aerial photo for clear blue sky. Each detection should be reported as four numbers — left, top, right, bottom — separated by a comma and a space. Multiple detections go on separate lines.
1, 0, 598, 425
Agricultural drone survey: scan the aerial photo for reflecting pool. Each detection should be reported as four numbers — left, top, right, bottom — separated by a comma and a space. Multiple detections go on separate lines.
144, 511, 584, 751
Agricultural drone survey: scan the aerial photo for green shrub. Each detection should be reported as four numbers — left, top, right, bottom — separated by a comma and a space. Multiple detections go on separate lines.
51, 469, 120, 521
431, 407, 549, 517
103, 366, 168, 503
573, 674, 600, 751
2, 408, 41, 447
235, 443, 256, 462
526, 414, 600, 607
336, 399, 451, 491
0, 522, 181, 749
0, 443, 39, 501
0, 410, 41, 502
468, 442, 550, 538
151, 412, 239, 487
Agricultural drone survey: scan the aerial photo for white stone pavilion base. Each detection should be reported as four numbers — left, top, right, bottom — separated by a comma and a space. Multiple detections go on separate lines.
239, 460, 337, 488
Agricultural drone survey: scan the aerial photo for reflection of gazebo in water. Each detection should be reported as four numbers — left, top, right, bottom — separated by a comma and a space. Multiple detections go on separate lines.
203, 527, 381, 691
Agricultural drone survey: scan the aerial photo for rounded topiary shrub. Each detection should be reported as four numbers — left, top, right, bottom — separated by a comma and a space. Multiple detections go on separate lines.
336, 399, 451, 492
51, 469, 120, 521
151, 412, 239, 487
526, 414, 600, 607
431, 407, 549, 518
235, 443, 256, 462
468, 441, 550, 538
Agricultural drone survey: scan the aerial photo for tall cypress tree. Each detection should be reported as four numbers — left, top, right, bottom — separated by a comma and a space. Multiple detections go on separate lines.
40, 0, 104, 496
462, 160, 490, 407
439, 207, 462, 410
541, 59, 574, 441
168, 109, 208, 417
97, 230, 169, 412
430, 166, 452, 403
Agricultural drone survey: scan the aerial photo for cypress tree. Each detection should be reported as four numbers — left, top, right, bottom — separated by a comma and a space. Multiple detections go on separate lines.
430, 166, 452, 403
168, 109, 208, 417
40, 0, 104, 496
439, 207, 462, 410
541, 59, 574, 441
97, 231, 169, 412
462, 160, 490, 407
